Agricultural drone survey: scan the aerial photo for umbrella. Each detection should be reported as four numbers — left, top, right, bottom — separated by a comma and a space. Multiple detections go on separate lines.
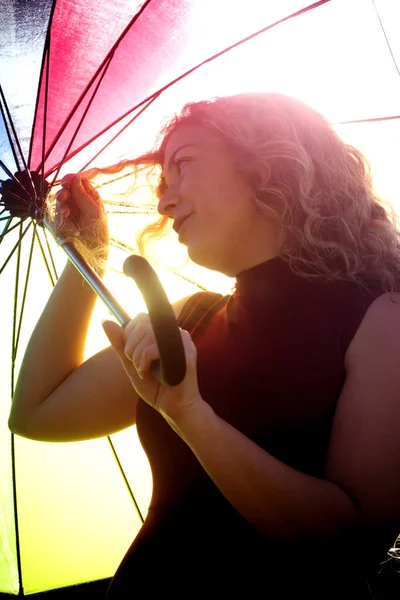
1, 0, 400, 596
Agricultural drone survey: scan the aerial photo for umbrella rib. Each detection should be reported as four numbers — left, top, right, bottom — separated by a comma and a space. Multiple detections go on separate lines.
0, 86, 23, 173
2, 219, 30, 239
41, 225, 60, 282
106, 437, 144, 523
28, 0, 58, 169
0, 158, 18, 181
105, 197, 157, 208
40, 32, 52, 199
12, 227, 39, 364
49, 54, 114, 189
371, 0, 400, 78
10, 434, 24, 595
106, 210, 156, 215
0, 157, 35, 208
76, 93, 161, 175
38, 0, 154, 173
12, 223, 35, 365
0, 87, 37, 201
165, 267, 210, 291
108, 239, 214, 291
96, 172, 145, 189
34, 225, 58, 288
47, 0, 330, 176
47, 90, 161, 179
334, 114, 400, 126
0, 220, 32, 275
9, 224, 27, 595
0, 178, 31, 209
11, 225, 59, 372
0, 217, 12, 241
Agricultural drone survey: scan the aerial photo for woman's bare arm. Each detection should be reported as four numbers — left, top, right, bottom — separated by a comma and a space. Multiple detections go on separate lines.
9, 261, 192, 442
168, 292, 400, 538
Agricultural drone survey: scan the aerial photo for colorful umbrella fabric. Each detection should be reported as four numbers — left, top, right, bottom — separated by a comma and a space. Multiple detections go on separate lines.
0, 0, 399, 595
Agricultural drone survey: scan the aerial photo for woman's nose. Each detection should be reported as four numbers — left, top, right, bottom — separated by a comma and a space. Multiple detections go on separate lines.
158, 184, 180, 217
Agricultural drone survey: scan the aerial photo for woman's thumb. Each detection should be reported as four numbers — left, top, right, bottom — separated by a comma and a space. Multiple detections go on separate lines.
101, 319, 125, 351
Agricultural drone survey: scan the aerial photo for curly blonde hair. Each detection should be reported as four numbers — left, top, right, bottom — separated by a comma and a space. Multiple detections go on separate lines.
61, 93, 400, 291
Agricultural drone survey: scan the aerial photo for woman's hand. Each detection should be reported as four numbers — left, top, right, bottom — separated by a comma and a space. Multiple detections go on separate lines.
54, 172, 109, 250
101, 314, 203, 422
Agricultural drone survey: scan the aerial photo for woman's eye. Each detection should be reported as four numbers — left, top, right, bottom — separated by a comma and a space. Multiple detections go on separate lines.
175, 158, 191, 173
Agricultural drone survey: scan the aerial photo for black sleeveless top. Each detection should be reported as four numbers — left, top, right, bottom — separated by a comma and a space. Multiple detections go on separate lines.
107, 257, 397, 598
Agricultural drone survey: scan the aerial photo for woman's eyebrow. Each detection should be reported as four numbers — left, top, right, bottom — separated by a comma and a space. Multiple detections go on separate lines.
165, 144, 198, 174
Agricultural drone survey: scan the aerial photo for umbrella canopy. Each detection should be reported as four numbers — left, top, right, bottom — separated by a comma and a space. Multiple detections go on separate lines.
1, 0, 399, 595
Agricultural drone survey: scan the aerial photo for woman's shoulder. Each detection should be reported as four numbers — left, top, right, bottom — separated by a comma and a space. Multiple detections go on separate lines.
177, 291, 230, 330
327, 277, 400, 354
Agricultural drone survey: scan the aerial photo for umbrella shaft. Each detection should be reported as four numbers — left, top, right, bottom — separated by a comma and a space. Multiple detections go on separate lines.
43, 218, 131, 327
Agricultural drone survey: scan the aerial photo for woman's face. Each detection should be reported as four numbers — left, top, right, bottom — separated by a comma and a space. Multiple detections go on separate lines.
159, 124, 280, 276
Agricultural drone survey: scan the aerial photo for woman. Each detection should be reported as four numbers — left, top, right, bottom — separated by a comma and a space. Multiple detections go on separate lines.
9, 93, 400, 598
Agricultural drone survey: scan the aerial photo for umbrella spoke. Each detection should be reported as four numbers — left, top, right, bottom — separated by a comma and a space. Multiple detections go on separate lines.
9, 438, 23, 599
165, 267, 209, 291
12, 223, 36, 364
0, 182, 28, 207
134, 0, 331, 118
372, 0, 400, 78
11, 224, 58, 365
46, 1, 329, 181
50, 54, 114, 189
0, 87, 37, 201
78, 93, 161, 174
335, 114, 400, 126
105, 198, 157, 208
98, 172, 144, 190
0, 160, 37, 204
41, 226, 60, 283
34, 225, 58, 288
9, 226, 25, 597
0, 217, 21, 239
108, 239, 210, 291
0, 158, 19, 181
106, 210, 156, 215
40, 32, 51, 200
0, 220, 32, 275
0, 190, 22, 205
38, 0, 154, 176
0, 216, 12, 241
110, 238, 136, 253
47, 90, 160, 179
0, 160, 34, 204
106, 438, 144, 524
0, 85, 23, 174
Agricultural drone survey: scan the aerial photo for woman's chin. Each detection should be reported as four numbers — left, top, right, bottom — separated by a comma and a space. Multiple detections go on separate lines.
187, 244, 212, 270
187, 245, 229, 275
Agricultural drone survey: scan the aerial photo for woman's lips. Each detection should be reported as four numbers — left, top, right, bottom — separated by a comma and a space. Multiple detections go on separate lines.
174, 214, 192, 235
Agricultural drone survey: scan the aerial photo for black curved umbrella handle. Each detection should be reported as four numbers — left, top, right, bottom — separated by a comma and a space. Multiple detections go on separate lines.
123, 255, 186, 386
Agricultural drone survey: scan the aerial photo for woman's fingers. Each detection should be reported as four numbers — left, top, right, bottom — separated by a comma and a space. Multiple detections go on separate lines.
101, 320, 125, 352
123, 312, 148, 336
130, 338, 159, 377
103, 315, 160, 379
54, 195, 79, 236
123, 316, 159, 376
59, 173, 102, 219
60, 173, 76, 188
55, 187, 70, 203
